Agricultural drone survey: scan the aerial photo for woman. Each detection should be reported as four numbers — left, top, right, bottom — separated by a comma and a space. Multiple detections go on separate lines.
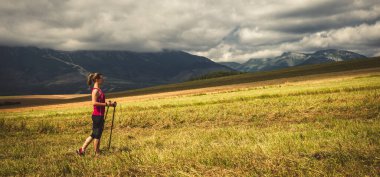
77, 72, 116, 156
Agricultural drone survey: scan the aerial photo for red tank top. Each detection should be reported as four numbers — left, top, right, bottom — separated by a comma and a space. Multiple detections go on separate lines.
92, 87, 106, 116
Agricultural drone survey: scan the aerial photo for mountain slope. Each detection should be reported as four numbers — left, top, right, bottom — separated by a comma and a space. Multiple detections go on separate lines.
217, 62, 242, 70
299, 49, 367, 65
0, 46, 233, 95
237, 49, 367, 72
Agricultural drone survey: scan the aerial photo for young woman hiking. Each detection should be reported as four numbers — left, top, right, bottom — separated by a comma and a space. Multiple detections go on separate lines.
77, 72, 116, 156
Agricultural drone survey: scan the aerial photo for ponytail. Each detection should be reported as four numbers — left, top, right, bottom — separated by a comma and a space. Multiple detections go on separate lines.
87, 72, 103, 86
87, 73, 94, 86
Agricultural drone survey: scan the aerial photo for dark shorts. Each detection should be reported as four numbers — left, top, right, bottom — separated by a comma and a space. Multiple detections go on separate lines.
91, 115, 105, 139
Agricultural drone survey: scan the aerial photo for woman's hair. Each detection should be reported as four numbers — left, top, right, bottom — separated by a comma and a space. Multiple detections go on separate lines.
87, 72, 103, 86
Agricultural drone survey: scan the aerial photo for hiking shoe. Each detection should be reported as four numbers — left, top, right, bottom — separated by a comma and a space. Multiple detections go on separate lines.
76, 147, 85, 156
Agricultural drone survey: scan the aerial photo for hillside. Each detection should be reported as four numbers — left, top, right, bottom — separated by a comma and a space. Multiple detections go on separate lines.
0, 46, 233, 95
217, 61, 243, 70
1, 59, 379, 176
106, 56, 379, 97
1, 56, 379, 109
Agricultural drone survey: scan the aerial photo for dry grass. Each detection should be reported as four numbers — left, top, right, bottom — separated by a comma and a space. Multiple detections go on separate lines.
1, 68, 380, 176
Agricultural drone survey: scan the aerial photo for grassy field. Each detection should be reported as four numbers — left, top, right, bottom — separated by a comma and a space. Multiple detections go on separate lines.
1, 66, 380, 176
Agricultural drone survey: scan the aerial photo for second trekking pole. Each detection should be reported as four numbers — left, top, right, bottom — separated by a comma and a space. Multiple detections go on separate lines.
108, 101, 117, 150
104, 101, 110, 120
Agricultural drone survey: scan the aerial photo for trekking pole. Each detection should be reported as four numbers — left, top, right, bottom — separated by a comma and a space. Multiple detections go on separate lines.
104, 101, 111, 120
108, 101, 117, 150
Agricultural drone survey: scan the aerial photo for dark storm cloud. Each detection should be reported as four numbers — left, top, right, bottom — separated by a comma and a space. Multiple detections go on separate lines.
277, 1, 356, 18
269, 0, 380, 34
0, 0, 379, 62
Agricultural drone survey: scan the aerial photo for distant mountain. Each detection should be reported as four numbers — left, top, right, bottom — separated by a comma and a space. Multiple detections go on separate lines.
0, 46, 233, 95
235, 49, 367, 72
217, 62, 243, 70
299, 49, 367, 65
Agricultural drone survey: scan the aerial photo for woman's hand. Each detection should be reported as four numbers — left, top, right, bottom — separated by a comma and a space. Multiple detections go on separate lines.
106, 100, 117, 107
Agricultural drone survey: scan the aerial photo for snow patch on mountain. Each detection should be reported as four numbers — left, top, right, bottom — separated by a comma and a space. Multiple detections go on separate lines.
235, 49, 367, 72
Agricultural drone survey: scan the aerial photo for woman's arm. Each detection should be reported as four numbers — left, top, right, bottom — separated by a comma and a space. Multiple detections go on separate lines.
91, 89, 107, 106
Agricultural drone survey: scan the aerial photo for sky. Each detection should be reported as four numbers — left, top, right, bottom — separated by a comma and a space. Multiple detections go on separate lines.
0, 0, 379, 63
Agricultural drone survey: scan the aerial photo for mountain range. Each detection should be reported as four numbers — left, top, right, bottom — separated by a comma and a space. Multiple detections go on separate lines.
218, 49, 367, 72
0, 47, 369, 95
0, 46, 233, 95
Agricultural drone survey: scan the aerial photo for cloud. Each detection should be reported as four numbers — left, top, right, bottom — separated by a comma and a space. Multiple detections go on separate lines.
279, 21, 380, 57
0, 0, 379, 62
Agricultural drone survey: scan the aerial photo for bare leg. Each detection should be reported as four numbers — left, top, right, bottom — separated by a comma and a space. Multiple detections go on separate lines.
94, 138, 101, 156
82, 136, 93, 151
97, 138, 101, 152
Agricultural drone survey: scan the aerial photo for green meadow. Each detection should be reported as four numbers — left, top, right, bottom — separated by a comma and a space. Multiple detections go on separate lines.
1, 69, 380, 176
